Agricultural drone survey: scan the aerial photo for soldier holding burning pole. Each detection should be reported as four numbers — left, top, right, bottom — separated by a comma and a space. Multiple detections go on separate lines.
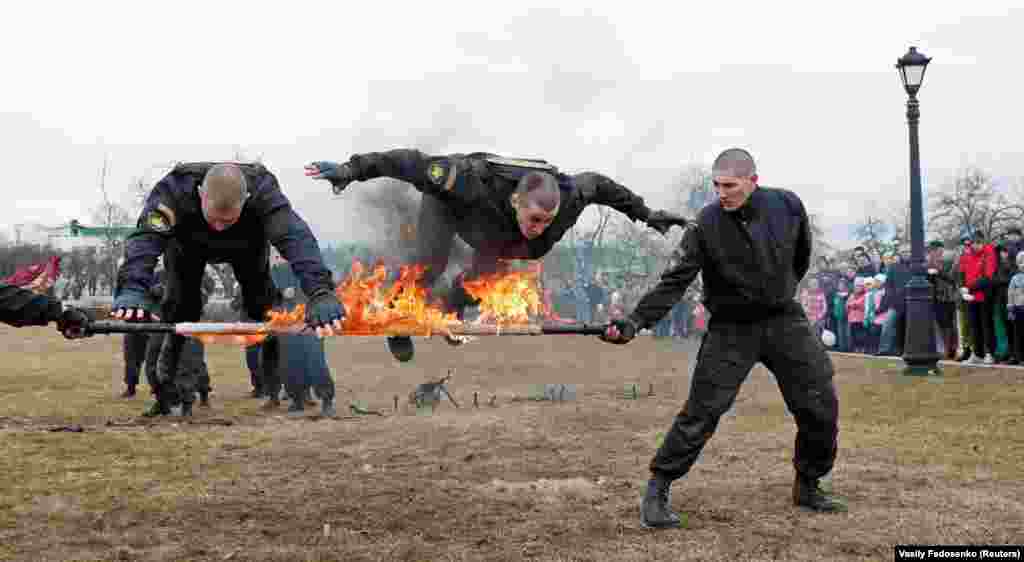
112, 162, 345, 417
599, 149, 845, 528
0, 282, 91, 337
305, 150, 686, 361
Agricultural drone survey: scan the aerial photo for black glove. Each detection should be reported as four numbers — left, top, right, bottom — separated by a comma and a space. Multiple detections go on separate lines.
57, 307, 92, 339
645, 210, 688, 235
306, 161, 356, 195
306, 291, 345, 330
599, 317, 638, 345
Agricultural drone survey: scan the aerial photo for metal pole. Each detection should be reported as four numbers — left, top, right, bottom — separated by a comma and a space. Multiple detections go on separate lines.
902, 92, 942, 375
87, 320, 607, 337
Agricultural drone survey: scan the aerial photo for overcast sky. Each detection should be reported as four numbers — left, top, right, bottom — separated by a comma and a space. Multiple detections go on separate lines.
3, 2, 1021, 248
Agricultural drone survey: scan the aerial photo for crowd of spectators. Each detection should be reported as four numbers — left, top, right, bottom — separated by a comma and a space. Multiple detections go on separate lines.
801, 228, 1024, 365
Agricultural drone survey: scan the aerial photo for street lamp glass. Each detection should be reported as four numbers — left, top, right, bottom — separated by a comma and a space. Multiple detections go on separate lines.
896, 46, 931, 93
900, 64, 927, 89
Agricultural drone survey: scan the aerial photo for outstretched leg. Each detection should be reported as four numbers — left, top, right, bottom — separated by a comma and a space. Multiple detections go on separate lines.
387, 192, 458, 362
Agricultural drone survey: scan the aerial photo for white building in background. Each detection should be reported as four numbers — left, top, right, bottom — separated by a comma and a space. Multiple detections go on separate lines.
9, 221, 128, 253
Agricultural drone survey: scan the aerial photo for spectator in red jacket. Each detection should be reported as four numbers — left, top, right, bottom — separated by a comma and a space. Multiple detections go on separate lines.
959, 232, 997, 364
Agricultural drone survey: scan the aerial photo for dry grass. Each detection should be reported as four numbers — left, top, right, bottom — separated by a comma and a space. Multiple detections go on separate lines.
0, 327, 1021, 561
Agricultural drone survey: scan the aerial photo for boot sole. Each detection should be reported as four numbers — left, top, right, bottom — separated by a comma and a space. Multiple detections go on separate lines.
640, 518, 684, 529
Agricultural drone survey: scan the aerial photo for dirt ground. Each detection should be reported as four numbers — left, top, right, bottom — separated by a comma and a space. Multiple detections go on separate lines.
0, 327, 1022, 562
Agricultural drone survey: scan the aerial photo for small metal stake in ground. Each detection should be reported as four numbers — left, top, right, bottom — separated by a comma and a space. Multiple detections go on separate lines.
623, 383, 640, 400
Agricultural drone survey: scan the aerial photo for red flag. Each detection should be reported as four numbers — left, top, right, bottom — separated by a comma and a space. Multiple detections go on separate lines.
4, 256, 61, 294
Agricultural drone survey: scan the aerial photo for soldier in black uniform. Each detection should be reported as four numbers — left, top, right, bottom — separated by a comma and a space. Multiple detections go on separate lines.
0, 282, 90, 337
112, 162, 345, 417
600, 149, 845, 529
306, 150, 685, 360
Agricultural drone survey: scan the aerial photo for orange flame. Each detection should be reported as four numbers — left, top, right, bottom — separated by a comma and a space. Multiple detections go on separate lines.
333, 259, 570, 335
461, 269, 541, 324
336, 260, 458, 336
192, 305, 307, 346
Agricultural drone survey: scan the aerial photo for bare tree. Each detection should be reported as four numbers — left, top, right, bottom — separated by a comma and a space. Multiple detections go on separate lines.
929, 167, 1024, 243
128, 162, 177, 215
92, 154, 137, 294
807, 212, 834, 267
852, 212, 890, 261
668, 164, 714, 217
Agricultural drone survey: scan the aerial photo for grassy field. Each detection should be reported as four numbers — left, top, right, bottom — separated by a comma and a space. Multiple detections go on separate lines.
0, 327, 1021, 561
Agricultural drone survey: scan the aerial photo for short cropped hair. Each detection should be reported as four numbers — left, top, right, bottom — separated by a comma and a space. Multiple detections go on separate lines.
712, 148, 757, 178
201, 164, 248, 211
515, 171, 560, 212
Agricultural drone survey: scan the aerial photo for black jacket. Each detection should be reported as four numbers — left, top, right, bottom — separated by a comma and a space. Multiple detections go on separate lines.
630, 186, 811, 327
116, 162, 334, 302
879, 261, 912, 314
346, 149, 653, 263
0, 283, 61, 327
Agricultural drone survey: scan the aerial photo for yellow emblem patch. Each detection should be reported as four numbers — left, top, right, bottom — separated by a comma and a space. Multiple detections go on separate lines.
428, 162, 446, 184
146, 210, 171, 233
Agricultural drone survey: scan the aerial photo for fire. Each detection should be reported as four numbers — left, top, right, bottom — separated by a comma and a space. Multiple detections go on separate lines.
461, 269, 542, 324
191, 305, 307, 345
333, 259, 566, 335
335, 260, 458, 336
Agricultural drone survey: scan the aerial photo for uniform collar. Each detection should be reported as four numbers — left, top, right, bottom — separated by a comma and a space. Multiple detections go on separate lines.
728, 186, 761, 222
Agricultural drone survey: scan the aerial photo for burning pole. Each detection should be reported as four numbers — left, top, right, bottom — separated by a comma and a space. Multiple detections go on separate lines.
88, 320, 608, 338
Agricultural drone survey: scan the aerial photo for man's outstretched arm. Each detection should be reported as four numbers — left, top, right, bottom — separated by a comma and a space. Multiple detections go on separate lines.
308, 149, 480, 200
574, 172, 687, 235
601, 225, 705, 343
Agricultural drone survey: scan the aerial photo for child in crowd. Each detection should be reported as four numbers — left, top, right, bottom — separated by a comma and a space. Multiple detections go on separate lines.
846, 277, 867, 353
1008, 251, 1024, 364
870, 273, 889, 355
832, 279, 850, 352
800, 278, 827, 337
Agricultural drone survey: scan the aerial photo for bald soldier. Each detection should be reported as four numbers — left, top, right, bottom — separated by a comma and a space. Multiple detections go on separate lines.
306, 151, 686, 360
601, 148, 845, 528
112, 162, 345, 417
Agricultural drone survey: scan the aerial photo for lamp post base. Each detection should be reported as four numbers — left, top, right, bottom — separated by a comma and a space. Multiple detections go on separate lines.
902, 273, 942, 376
901, 362, 942, 377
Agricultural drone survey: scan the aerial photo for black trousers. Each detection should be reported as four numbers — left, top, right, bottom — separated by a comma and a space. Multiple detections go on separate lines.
933, 302, 958, 358
145, 333, 210, 401
1013, 317, 1024, 361
651, 310, 839, 482
154, 239, 277, 405
122, 333, 150, 386
967, 301, 992, 358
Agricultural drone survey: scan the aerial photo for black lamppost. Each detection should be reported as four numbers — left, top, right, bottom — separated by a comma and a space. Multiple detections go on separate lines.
897, 46, 941, 375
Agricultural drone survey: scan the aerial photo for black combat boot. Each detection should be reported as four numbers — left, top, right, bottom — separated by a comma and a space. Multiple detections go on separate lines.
386, 336, 415, 362
640, 475, 683, 529
320, 397, 337, 418
198, 391, 210, 408
793, 475, 847, 513
286, 399, 305, 415
179, 401, 193, 417
120, 385, 136, 398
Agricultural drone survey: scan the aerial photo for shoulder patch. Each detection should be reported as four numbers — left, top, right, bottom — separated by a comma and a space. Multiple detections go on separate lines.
145, 204, 176, 233
426, 159, 458, 192
485, 156, 555, 172
145, 210, 171, 233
